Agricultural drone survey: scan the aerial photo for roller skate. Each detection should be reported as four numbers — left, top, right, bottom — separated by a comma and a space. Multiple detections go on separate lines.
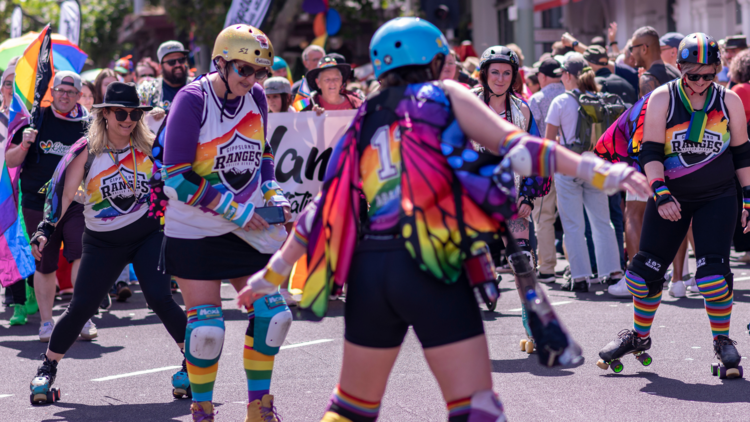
190, 401, 215, 421
30, 354, 60, 405
245, 394, 280, 422
596, 329, 652, 373
172, 356, 191, 399
711, 335, 744, 379
519, 304, 535, 354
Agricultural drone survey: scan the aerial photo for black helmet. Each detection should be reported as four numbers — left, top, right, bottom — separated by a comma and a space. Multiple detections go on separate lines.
677, 33, 721, 65
479, 45, 519, 71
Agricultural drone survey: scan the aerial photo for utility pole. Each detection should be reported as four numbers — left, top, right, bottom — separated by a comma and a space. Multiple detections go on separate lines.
514, 0, 535, 62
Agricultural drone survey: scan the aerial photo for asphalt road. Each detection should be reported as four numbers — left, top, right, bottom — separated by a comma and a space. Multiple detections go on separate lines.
2, 255, 750, 421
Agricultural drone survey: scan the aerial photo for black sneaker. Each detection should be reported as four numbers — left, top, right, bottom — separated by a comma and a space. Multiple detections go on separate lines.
555, 265, 569, 277
561, 277, 588, 292
115, 281, 132, 302
537, 272, 556, 283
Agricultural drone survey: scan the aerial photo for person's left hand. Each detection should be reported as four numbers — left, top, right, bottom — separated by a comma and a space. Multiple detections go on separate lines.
619, 171, 651, 198
608, 22, 618, 43
313, 105, 325, 116
149, 108, 166, 121
237, 270, 281, 309
516, 198, 532, 219
244, 212, 270, 231
743, 209, 750, 234
562, 33, 577, 47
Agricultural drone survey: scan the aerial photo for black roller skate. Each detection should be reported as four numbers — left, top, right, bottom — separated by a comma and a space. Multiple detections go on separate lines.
172, 356, 191, 399
30, 354, 60, 405
711, 335, 744, 379
596, 329, 652, 373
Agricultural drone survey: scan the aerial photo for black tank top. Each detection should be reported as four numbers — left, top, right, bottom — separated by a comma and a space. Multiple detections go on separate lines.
663, 80, 735, 202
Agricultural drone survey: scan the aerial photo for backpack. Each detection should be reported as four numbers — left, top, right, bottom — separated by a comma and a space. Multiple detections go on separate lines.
594, 91, 653, 171
561, 91, 626, 154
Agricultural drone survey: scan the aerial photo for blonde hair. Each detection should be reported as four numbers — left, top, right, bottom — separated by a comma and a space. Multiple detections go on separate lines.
679, 62, 721, 77
86, 107, 154, 156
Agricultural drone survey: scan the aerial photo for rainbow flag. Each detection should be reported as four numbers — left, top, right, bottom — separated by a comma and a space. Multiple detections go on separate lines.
292, 77, 312, 111
0, 31, 87, 73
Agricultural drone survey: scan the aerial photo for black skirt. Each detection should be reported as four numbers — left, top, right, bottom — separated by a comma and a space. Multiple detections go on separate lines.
165, 232, 272, 280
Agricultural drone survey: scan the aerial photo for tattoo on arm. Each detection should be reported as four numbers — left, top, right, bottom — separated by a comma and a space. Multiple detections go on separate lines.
639, 75, 659, 97
507, 218, 528, 233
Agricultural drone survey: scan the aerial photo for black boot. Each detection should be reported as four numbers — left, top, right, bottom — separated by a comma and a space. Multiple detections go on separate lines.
713, 335, 741, 368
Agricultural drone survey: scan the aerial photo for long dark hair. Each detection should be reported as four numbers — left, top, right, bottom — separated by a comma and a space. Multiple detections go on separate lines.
281, 93, 292, 112
479, 63, 518, 126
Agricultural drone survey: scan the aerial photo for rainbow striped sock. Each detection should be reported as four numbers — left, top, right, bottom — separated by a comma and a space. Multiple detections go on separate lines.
244, 333, 275, 402
633, 291, 662, 338
705, 293, 732, 339
447, 396, 471, 421
185, 305, 224, 403
327, 385, 380, 422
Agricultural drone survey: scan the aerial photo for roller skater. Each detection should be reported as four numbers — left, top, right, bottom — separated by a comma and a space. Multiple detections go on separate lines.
240, 17, 648, 421
159, 24, 292, 421
596, 33, 750, 378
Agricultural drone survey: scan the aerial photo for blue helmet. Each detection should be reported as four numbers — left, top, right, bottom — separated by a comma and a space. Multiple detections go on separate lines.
272, 56, 288, 71
369, 17, 450, 79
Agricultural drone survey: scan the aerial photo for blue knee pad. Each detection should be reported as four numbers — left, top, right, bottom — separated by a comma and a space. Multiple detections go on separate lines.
185, 305, 225, 367
251, 293, 292, 356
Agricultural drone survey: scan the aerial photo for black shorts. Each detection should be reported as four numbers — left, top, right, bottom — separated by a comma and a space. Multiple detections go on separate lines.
23, 203, 84, 275
345, 238, 485, 349
165, 232, 272, 280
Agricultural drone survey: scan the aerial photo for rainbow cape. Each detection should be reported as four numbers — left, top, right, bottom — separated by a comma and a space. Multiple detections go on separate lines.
298, 82, 517, 319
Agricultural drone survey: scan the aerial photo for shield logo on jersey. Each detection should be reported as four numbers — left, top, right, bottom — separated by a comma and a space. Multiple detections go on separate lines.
213, 132, 263, 194
100, 167, 145, 214
670, 129, 725, 168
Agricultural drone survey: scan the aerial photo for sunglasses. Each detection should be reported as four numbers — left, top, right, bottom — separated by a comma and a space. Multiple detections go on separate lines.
230, 61, 268, 80
685, 73, 716, 82
162, 57, 187, 67
111, 109, 144, 122
628, 43, 644, 53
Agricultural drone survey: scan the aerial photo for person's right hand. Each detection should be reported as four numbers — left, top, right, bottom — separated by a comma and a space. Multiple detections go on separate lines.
236, 270, 279, 309
31, 236, 47, 260
608, 22, 618, 43
149, 108, 166, 121
243, 212, 270, 231
312, 105, 325, 116
561, 32, 577, 47
658, 197, 682, 222
618, 171, 650, 198
22, 128, 38, 149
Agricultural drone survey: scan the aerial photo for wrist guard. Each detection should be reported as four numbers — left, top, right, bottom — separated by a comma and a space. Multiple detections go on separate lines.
743, 186, 750, 212
30, 221, 55, 246
576, 152, 634, 195
651, 179, 675, 207
213, 192, 255, 228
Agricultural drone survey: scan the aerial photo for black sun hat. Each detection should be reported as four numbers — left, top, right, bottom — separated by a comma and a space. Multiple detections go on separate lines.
92, 82, 153, 110
305, 55, 352, 93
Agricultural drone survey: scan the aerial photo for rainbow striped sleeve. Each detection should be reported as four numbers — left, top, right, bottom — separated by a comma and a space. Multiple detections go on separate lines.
162, 163, 219, 208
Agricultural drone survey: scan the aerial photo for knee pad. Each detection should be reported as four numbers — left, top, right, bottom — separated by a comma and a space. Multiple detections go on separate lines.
628, 252, 668, 298
250, 293, 292, 356
695, 256, 733, 301
185, 305, 225, 367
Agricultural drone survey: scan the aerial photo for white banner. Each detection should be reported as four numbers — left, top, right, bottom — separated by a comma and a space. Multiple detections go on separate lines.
58, 0, 81, 46
223, 0, 273, 29
268, 110, 357, 219
10, 6, 23, 39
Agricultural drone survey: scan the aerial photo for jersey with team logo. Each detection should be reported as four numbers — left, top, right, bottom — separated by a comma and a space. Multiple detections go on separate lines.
663, 80, 735, 202
83, 145, 152, 231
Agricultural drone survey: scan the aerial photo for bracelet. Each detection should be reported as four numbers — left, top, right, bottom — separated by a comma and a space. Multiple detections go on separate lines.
19, 143, 29, 151
609, 41, 618, 46
742, 186, 750, 210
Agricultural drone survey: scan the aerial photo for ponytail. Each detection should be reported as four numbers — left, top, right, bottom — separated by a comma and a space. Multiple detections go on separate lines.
577, 67, 600, 93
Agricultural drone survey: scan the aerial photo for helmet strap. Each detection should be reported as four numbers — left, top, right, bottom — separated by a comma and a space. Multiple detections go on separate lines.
683, 76, 710, 96
214, 58, 233, 123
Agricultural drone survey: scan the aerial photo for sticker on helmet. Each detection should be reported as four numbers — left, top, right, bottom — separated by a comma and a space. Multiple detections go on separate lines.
255, 34, 270, 50
436, 38, 443, 48
682, 49, 689, 59
223, 49, 229, 56
256, 58, 272, 66
384, 55, 392, 65
374, 59, 382, 69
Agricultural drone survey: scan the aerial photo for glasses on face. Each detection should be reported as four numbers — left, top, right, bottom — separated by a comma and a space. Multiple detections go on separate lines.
685, 73, 716, 82
111, 108, 144, 122
53, 87, 79, 97
3, 81, 12, 87
629, 43, 644, 53
162, 57, 187, 67
321, 77, 342, 85
230, 61, 268, 80
139, 73, 155, 78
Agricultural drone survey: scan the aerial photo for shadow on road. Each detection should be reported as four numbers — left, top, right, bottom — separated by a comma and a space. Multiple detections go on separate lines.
38, 399, 200, 421
603, 371, 750, 403
0, 340, 124, 361
490, 357, 585, 377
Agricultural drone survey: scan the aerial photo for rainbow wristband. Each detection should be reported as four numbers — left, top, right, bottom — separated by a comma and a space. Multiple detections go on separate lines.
651, 179, 674, 206
500, 130, 526, 154
742, 186, 750, 210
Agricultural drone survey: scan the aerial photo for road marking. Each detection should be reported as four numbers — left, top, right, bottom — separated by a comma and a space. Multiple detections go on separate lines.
508, 301, 571, 312
280, 339, 334, 350
91, 366, 181, 382
734, 276, 750, 282
0, 394, 13, 399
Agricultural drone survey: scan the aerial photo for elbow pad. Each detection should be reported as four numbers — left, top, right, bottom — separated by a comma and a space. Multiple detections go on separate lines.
503, 130, 558, 177
731, 142, 750, 170
639, 141, 666, 167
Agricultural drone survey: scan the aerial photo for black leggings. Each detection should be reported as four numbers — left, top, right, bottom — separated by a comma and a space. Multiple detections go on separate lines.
638, 194, 736, 276
48, 215, 186, 355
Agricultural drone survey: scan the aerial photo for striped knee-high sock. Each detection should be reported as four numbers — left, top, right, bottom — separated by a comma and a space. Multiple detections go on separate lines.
185, 305, 224, 403
447, 397, 471, 422
633, 292, 662, 338
245, 305, 275, 403
705, 294, 732, 339
326, 385, 380, 422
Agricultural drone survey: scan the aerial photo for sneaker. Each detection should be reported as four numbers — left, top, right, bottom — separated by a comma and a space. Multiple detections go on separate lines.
562, 277, 588, 292
100, 293, 112, 311
665, 269, 673, 283
9, 304, 28, 326
536, 272, 556, 283
607, 277, 631, 297
280, 289, 298, 307
115, 281, 132, 302
555, 265, 570, 277
25, 286, 39, 315
80, 319, 98, 340
668, 280, 686, 298
684, 276, 699, 293
39, 320, 55, 342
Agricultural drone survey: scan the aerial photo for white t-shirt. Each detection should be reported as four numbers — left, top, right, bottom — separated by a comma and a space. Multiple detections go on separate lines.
545, 91, 580, 146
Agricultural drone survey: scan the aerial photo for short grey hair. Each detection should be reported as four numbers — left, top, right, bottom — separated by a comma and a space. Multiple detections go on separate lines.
302, 45, 325, 61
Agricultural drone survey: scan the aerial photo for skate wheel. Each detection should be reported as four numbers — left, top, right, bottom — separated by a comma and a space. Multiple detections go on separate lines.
173, 388, 187, 399
725, 367, 742, 379
637, 353, 652, 366
46, 390, 55, 403
31, 393, 45, 405
525, 339, 535, 354
596, 359, 609, 370
739, 366, 744, 378
54, 388, 61, 402
520, 339, 527, 351
611, 359, 624, 373
711, 363, 720, 376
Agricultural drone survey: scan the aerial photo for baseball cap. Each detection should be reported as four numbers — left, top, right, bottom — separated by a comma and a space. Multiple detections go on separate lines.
538, 58, 563, 77
264, 77, 292, 95
562, 53, 586, 76
583, 45, 609, 66
725, 35, 748, 50
659, 32, 685, 49
157, 41, 190, 63
53, 71, 81, 92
